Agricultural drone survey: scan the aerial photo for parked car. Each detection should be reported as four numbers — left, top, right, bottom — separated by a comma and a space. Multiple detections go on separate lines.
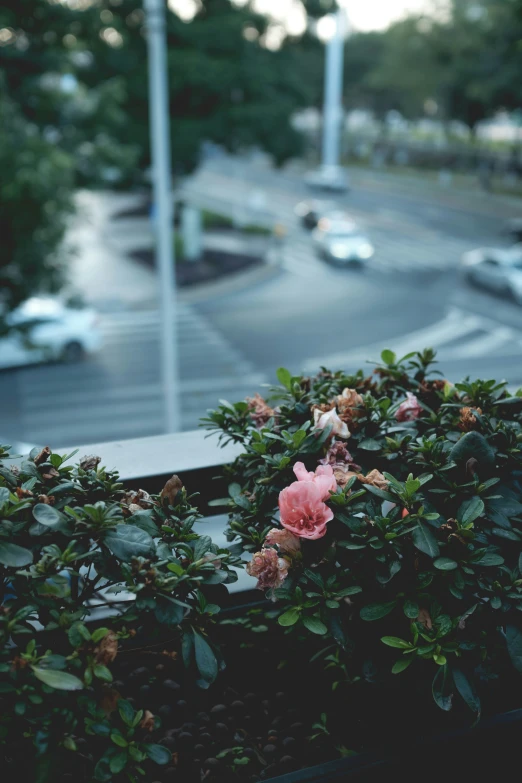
461, 245, 522, 303
304, 165, 349, 193
294, 199, 336, 230
0, 298, 102, 369
312, 215, 374, 264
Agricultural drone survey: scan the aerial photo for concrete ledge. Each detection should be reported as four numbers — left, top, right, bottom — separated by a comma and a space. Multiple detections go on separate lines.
73, 428, 243, 484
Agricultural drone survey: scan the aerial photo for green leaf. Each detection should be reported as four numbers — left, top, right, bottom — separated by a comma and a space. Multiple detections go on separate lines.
302, 616, 328, 635
118, 699, 135, 726
278, 608, 300, 626
434, 557, 458, 571
32, 668, 83, 691
403, 600, 419, 619
412, 523, 440, 558
109, 751, 128, 774
505, 625, 522, 674
128, 511, 158, 536
452, 668, 481, 717
358, 438, 381, 451
193, 631, 218, 683
94, 758, 112, 782
381, 636, 411, 649
450, 432, 495, 470
91, 627, 109, 644
432, 665, 453, 711
104, 524, 154, 561
194, 535, 213, 561
337, 586, 363, 597
381, 349, 396, 366
32, 503, 68, 531
392, 657, 413, 674
476, 552, 504, 567
0, 541, 33, 567
360, 601, 396, 621
276, 367, 292, 390
154, 595, 185, 626
146, 744, 172, 765
458, 496, 485, 525
111, 733, 128, 748
93, 665, 113, 682
0, 487, 9, 505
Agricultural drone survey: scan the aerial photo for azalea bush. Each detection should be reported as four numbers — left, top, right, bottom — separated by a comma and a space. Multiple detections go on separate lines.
205, 349, 522, 715
0, 444, 239, 781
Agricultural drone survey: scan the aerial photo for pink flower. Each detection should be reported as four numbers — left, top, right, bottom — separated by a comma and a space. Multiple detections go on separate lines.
265, 528, 301, 556
246, 547, 289, 591
395, 392, 423, 422
279, 481, 333, 540
292, 462, 337, 500
313, 407, 350, 439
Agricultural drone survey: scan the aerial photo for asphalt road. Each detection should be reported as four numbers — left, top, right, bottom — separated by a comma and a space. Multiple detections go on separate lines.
2, 157, 522, 450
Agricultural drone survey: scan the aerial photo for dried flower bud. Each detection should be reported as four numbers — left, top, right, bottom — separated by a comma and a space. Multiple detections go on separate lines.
16, 487, 33, 499
458, 406, 482, 432
123, 488, 153, 512
80, 455, 102, 471
42, 468, 60, 480
140, 710, 156, 732
160, 475, 183, 505
34, 446, 51, 466
38, 494, 55, 505
95, 631, 118, 665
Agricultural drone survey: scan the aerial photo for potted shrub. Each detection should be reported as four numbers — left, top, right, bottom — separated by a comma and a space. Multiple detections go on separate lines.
203, 349, 522, 778
4, 346, 522, 783
0, 444, 240, 782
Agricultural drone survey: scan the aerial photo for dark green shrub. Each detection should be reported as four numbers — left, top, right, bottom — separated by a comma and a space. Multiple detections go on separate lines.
0, 444, 239, 781
205, 349, 522, 715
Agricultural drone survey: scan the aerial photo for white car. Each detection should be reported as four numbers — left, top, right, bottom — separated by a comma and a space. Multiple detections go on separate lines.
461, 245, 522, 303
0, 298, 102, 369
304, 165, 350, 193
312, 215, 374, 264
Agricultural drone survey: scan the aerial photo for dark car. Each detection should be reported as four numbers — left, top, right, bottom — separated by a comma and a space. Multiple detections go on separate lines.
294, 199, 336, 230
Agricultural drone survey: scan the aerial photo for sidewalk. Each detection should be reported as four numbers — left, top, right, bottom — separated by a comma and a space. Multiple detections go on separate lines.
65, 190, 159, 312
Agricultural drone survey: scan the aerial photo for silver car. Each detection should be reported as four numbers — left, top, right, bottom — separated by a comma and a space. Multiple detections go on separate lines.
461, 245, 522, 304
312, 215, 374, 264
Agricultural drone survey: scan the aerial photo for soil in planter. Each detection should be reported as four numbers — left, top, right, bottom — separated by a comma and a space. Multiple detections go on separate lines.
9, 608, 522, 783
130, 247, 263, 288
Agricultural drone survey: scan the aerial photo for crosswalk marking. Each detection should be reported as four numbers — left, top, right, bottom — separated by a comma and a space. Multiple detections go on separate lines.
302, 307, 522, 373
3, 301, 266, 446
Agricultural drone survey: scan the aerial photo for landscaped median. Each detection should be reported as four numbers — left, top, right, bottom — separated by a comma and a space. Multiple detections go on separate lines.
3, 348, 522, 781
127, 206, 278, 289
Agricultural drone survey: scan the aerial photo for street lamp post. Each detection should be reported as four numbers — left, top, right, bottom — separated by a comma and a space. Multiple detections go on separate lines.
321, 8, 346, 170
144, 0, 180, 433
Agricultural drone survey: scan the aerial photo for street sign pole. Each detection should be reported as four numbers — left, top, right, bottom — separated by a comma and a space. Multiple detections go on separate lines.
144, 0, 180, 433
321, 8, 346, 169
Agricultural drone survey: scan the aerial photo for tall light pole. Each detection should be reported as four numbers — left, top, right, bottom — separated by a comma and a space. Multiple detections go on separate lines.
321, 8, 346, 170
145, 0, 180, 433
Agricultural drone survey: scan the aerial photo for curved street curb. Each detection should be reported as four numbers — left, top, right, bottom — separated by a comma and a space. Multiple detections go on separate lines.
178, 254, 283, 304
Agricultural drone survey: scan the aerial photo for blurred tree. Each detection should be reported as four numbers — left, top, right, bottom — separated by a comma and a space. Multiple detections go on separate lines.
0, 0, 140, 186
0, 83, 75, 321
75, 0, 314, 173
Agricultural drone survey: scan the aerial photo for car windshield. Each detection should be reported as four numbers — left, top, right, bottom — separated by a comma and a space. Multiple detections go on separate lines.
330, 231, 358, 240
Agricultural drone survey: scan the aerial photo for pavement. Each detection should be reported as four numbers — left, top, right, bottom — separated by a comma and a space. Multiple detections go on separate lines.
2, 156, 522, 449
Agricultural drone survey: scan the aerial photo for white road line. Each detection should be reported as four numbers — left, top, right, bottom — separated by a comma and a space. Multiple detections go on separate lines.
302, 309, 483, 372
439, 327, 517, 359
